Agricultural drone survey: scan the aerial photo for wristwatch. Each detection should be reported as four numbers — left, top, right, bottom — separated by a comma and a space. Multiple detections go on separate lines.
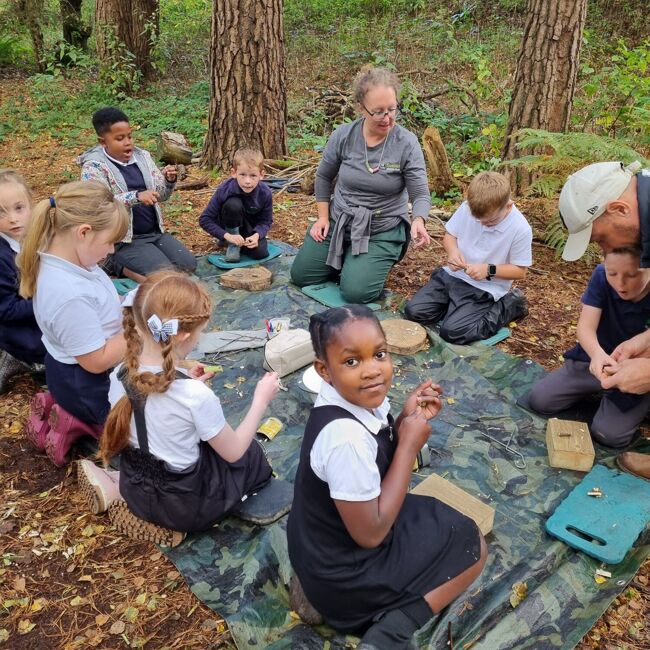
486, 264, 497, 281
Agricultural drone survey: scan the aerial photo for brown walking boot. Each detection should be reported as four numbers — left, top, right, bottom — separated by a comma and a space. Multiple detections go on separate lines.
616, 452, 650, 480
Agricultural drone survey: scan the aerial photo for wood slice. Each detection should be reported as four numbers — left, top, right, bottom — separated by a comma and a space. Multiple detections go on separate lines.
219, 266, 272, 291
381, 319, 428, 355
158, 131, 193, 165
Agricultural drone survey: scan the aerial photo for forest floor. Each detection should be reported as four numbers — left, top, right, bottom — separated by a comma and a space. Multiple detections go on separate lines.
0, 77, 648, 649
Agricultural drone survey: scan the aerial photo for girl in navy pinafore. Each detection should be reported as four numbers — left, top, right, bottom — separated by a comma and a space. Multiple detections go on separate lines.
287, 305, 486, 649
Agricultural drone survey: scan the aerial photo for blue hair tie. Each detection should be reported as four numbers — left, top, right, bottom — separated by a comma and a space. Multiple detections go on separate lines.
49, 196, 56, 208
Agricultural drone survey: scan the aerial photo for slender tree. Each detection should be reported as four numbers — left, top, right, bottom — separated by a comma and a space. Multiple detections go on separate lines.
14, 0, 45, 71
60, 0, 90, 50
502, 0, 587, 191
95, 0, 159, 81
202, 0, 287, 170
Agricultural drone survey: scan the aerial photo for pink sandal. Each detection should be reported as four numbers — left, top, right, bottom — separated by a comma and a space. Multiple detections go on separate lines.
25, 392, 56, 451
45, 404, 103, 467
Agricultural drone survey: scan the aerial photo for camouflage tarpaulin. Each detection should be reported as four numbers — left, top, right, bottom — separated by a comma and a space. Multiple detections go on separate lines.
164, 244, 650, 650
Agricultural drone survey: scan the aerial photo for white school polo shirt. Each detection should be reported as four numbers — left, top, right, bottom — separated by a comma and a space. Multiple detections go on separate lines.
310, 380, 391, 502
109, 364, 227, 471
33, 252, 122, 364
443, 201, 532, 300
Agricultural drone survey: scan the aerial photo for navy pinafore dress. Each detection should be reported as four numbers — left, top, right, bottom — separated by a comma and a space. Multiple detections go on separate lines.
287, 405, 481, 633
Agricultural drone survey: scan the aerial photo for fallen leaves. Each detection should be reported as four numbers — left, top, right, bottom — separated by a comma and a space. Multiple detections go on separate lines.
509, 581, 528, 608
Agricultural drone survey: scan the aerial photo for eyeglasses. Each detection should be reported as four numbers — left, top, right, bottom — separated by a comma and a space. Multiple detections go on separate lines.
361, 104, 400, 120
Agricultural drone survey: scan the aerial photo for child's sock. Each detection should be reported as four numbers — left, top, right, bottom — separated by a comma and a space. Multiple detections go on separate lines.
225, 227, 241, 262
357, 598, 435, 650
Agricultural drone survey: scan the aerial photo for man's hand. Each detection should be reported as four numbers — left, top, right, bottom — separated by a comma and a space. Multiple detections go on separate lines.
600, 357, 650, 394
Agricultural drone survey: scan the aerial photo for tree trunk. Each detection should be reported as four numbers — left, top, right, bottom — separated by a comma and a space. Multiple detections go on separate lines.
16, 0, 45, 71
202, 0, 287, 171
501, 0, 587, 192
60, 0, 90, 50
95, 0, 158, 81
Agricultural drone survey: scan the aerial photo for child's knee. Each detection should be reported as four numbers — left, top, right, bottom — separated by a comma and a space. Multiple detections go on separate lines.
591, 417, 638, 448
527, 387, 556, 415
404, 298, 427, 323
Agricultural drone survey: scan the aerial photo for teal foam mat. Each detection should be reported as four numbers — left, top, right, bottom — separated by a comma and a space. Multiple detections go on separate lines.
546, 464, 650, 564
207, 242, 283, 269
477, 327, 511, 347
111, 278, 139, 295
300, 281, 381, 310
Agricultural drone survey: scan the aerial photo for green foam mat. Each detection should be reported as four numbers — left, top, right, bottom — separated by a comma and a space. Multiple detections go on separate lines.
300, 281, 381, 310
207, 242, 283, 269
477, 327, 511, 346
111, 278, 139, 295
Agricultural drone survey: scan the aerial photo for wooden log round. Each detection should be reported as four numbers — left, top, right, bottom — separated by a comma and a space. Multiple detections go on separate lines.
219, 266, 272, 291
380, 319, 428, 355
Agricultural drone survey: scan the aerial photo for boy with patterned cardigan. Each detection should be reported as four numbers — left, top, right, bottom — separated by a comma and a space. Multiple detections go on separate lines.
78, 107, 196, 280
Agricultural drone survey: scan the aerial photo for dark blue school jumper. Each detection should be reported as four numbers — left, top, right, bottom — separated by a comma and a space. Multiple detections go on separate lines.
0, 238, 46, 364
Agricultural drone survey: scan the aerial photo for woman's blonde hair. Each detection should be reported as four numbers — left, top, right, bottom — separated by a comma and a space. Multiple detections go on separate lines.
100, 271, 212, 464
352, 65, 401, 104
0, 169, 32, 207
17, 180, 129, 298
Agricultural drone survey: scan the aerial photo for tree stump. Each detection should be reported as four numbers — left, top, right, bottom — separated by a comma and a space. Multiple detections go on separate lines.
422, 127, 457, 195
380, 319, 428, 355
219, 266, 272, 291
158, 132, 193, 165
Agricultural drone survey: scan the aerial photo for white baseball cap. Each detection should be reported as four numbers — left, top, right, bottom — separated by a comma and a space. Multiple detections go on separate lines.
559, 160, 641, 261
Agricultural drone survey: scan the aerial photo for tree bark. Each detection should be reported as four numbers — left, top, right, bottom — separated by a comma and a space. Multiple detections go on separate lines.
60, 0, 90, 49
202, 0, 287, 171
15, 0, 45, 71
95, 0, 158, 81
501, 0, 587, 192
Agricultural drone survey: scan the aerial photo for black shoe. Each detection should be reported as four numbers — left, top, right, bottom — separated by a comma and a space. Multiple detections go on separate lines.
501, 288, 528, 322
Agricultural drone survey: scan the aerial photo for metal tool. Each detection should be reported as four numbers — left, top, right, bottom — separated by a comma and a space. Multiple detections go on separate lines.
476, 426, 527, 469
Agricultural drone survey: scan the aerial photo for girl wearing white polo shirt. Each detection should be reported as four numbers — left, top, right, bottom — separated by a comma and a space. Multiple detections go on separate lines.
81, 271, 278, 547
287, 306, 487, 649
18, 180, 129, 466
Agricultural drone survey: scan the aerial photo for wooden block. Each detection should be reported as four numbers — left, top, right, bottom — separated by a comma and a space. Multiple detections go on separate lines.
545, 418, 594, 472
411, 473, 495, 535
381, 319, 428, 355
219, 266, 272, 291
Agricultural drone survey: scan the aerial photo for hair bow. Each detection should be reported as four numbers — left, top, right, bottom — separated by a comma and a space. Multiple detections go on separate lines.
147, 314, 179, 343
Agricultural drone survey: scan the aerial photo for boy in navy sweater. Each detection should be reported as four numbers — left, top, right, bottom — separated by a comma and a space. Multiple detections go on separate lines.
199, 148, 273, 262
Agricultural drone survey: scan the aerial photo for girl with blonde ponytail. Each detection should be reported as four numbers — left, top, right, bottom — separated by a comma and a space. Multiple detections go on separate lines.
78, 271, 281, 547
17, 180, 129, 467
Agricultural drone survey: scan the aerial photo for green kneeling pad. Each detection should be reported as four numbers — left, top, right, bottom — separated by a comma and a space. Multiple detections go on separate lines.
545, 464, 650, 564
207, 242, 283, 269
230, 478, 293, 525
300, 281, 381, 311
112, 278, 139, 295
477, 327, 511, 347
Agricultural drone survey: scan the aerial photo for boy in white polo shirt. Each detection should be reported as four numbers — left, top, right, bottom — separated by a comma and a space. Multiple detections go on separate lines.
405, 171, 532, 344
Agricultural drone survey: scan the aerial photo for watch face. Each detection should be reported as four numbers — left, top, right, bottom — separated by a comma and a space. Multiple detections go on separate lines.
488, 264, 497, 276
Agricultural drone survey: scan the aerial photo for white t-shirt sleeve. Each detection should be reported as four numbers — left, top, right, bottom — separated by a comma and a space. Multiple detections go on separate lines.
508, 218, 533, 266
445, 202, 468, 237
48, 297, 112, 357
311, 419, 381, 501
189, 385, 227, 442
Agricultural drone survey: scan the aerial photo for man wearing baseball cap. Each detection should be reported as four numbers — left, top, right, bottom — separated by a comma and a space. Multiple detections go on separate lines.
560, 160, 650, 479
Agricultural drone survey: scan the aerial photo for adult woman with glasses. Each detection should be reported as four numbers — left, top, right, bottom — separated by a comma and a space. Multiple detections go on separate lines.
290, 66, 431, 304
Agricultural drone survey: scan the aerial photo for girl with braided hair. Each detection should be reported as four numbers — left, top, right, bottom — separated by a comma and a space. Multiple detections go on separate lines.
78, 270, 279, 547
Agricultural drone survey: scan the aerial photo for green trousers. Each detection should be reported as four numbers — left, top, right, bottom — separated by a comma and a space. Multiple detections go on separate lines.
290, 221, 407, 304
